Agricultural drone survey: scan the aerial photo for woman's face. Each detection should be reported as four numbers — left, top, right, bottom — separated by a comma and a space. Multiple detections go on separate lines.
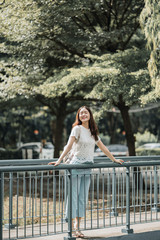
79, 107, 90, 123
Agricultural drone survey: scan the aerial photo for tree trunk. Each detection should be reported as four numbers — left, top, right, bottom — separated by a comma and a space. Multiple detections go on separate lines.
54, 113, 66, 158
116, 95, 143, 190
52, 101, 68, 158
108, 113, 117, 144
116, 96, 135, 156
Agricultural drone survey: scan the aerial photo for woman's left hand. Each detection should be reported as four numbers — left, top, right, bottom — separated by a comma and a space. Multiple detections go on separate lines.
114, 159, 124, 164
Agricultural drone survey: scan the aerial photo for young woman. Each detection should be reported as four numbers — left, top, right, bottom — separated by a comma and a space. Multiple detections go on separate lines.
49, 106, 124, 238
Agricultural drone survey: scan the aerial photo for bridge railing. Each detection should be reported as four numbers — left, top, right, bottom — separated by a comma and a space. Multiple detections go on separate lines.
0, 156, 160, 240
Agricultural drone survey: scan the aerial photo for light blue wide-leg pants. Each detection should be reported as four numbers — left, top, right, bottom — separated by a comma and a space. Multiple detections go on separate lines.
65, 168, 91, 219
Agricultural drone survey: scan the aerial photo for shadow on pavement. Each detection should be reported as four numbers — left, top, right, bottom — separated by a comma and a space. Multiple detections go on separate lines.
83, 230, 160, 240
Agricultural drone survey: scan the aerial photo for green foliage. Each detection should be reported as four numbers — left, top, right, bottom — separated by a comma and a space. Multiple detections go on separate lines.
0, 0, 148, 107
136, 148, 160, 156
0, 149, 21, 160
0, 0, 153, 155
0, 0, 144, 82
131, 107, 160, 139
54, 47, 151, 111
135, 130, 158, 148
87, 49, 150, 107
98, 133, 110, 146
140, 0, 160, 100
0, 105, 53, 148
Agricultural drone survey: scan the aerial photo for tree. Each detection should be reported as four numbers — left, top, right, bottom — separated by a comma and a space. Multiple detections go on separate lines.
53, 45, 151, 155
0, 0, 150, 156
140, 0, 160, 100
0, 0, 144, 77
0, 0, 82, 156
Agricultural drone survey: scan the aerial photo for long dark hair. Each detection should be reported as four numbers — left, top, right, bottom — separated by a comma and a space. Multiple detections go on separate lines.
72, 106, 99, 141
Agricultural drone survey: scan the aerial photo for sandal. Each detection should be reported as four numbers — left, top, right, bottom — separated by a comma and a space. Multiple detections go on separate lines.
73, 229, 84, 238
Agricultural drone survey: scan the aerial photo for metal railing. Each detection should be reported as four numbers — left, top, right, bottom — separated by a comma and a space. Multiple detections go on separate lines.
0, 156, 160, 240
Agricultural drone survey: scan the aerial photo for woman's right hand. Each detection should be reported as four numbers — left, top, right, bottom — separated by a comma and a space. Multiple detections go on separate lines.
48, 160, 61, 174
48, 159, 61, 166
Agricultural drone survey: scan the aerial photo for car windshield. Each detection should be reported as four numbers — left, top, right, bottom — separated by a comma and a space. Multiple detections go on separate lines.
43, 143, 54, 149
21, 145, 39, 150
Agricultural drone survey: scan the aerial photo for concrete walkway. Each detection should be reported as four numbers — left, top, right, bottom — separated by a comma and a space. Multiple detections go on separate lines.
15, 221, 160, 240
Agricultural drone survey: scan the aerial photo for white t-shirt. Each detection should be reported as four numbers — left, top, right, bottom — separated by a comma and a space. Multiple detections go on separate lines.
69, 125, 100, 164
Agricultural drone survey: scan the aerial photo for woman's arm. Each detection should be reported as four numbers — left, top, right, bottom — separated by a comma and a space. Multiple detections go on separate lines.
48, 136, 76, 166
96, 140, 124, 164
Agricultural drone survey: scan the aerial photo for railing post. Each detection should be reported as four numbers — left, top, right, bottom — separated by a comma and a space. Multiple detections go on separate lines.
5, 172, 16, 229
152, 166, 160, 212
110, 168, 118, 216
64, 172, 68, 215
64, 169, 76, 240
0, 172, 3, 240
122, 167, 133, 234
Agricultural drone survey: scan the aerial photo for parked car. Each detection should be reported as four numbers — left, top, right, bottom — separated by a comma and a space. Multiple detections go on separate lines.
18, 142, 54, 159
94, 144, 129, 157
41, 142, 55, 159
94, 148, 105, 157
136, 143, 160, 156
0, 147, 6, 151
107, 144, 129, 157
0, 147, 6, 159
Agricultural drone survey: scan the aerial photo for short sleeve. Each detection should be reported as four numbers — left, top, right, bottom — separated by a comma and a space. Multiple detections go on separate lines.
96, 136, 101, 144
70, 126, 80, 140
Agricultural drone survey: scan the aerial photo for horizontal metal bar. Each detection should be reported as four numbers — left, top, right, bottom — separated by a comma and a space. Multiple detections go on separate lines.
0, 156, 160, 166
0, 159, 58, 166
94, 156, 160, 162
0, 160, 160, 172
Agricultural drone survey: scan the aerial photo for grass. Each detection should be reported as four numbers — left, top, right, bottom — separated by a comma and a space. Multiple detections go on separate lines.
3, 194, 157, 227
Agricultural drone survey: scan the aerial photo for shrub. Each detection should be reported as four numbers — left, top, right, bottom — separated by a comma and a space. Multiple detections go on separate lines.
136, 148, 160, 156
135, 131, 158, 148
0, 149, 21, 160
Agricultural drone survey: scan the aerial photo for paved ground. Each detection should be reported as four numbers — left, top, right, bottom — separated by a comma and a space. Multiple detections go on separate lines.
4, 211, 160, 240
10, 221, 160, 240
